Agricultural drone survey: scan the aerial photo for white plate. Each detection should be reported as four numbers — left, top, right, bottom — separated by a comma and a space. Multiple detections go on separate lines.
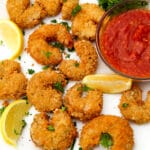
0, 0, 150, 150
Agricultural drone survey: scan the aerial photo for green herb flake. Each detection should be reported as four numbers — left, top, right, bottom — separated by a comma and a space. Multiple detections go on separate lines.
47, 125, 55, 131
22, 120, 27, 129
0, 107, 5, 116
42, 65, 49, 70
82, 85, 93, 92
22, 30, 25, 35
73, 121, 77, 126
53, 82, 64, 93
70, 139, 76, 150
28, 69, 35, 75
122, 103, 129, 108
100, 133, 113, 148
68, 47, 75, 52
25, 112, 29, 116
0, 40, 3, 45
51, 42, 65, 51
51, 19, 57, 23
14, 129, 20, 135
74, 62, 79, 67
65, 54, 70, 59
18, 56, 21, 60
61, 106, 67, 112
79, 147, 82, 150
22, 96, 28, 104
60, 21, 71, 31
41, 21, 45, 25
63, 0, 67, 2
72, 4, 81, 16
42, 51, 52, 59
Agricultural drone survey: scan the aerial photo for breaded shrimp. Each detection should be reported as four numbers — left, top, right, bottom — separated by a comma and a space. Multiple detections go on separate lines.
119, 85, 150, 124
27, 24, 73, 65
0, 60, 27, 100
72, 3, 105, 40
36, 0, 62, 16
27, 69, 67, 112
7, 0, 47, 29
30, 109, 77, 150
59, 40, 98, 80
61, 0, 79, 20
80, 115, 134, 150
64, 83, 103, 121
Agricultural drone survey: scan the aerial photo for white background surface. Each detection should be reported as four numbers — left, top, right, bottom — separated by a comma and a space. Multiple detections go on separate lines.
0, 0, 150, 150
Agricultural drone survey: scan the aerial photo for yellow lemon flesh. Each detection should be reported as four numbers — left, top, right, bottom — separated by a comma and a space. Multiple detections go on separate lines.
0, 100, 31, 146
82, 74, 132, 94
0, 20, 23, 60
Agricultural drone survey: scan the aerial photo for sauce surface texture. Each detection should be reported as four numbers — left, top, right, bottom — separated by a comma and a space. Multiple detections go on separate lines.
100, 9, 150, 78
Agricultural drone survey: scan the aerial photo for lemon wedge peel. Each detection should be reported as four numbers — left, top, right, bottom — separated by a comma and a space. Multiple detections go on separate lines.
82, 74, 132, 94
0, 100, 31, 146
0, 19, 24, 60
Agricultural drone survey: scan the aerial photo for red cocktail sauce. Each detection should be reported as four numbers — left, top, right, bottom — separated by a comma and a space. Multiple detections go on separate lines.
100, 9, 150, 78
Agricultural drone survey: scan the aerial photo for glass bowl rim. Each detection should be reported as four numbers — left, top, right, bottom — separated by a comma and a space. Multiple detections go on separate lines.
95, 0, 150, 81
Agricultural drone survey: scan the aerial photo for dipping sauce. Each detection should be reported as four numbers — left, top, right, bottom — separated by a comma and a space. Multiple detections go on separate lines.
100, 9, 150, 78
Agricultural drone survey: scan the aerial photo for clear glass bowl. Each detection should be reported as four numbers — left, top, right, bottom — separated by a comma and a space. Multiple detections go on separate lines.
96, 0, 150, 81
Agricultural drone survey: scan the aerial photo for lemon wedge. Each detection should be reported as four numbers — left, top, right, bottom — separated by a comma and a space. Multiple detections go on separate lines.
0, 20, 23, 60
82, 74, 132, 93
0, 100, 31, 146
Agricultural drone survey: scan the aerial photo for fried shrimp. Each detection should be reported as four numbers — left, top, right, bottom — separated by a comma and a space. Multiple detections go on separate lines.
27, 69, 67, 112
36, 0, 62, 16
59, 40, 98, 80
61, 0, 79, 20
64, 83, 103, 121
80, 115, 134, 150
7, 0, 47, 29
0, 60, 27, 100
72, 3, 105, 40
31, 109, 77, 150
27, 24, 73, 65
119, 85, 150, 124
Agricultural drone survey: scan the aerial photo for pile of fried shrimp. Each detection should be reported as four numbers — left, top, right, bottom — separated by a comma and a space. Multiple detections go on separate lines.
0, 0, 150, 150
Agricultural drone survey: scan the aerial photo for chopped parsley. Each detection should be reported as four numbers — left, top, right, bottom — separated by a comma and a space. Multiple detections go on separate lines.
61, 106, 67, 112
22, 30, 25, 35
70, 139, 76, 150
73, 121, 77, 126
28, 69, 35, 75
41, 21, 45, 25
22, 120, 27, 129
97, 0, 123, 10
22, 96, 28, 104
51, 19, 57, 23
14, 129, 20, 135
51, 42, 65, 51
47, 125, 55, 131
42, 50, 52, 59
0, 107, 5, 116
122, 103, 129, 108
100, 133, 113, 148
0, 40, 3, 45
72, 4, 81, 16
98, 0, 148, 11
18, 56, 21, 60
63, 0, 67, 2
74, 62, 79, 67
42, 65, 49, 70
79, 147, 82, 150
68, 47, 75, 52
60, 21, 71, 31
53, 82, 64, 93
77, 85, 93, 92
65, 54, 70, 59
